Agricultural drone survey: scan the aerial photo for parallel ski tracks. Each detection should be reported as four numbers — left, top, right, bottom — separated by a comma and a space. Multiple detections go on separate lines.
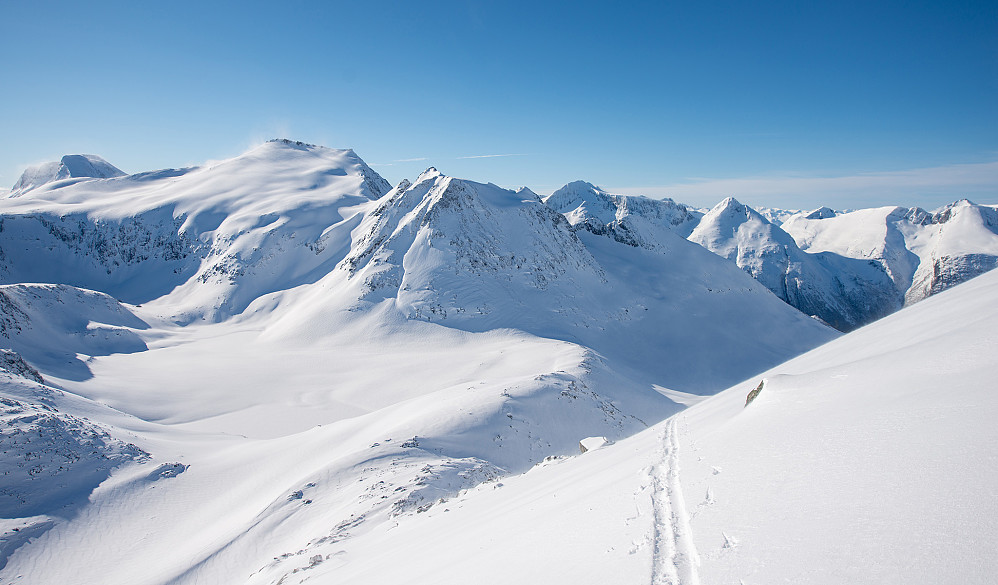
650, 417, 701, 585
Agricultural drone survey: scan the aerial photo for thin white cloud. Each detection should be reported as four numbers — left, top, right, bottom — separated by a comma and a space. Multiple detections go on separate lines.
456, 153, 528, 159
394, 157, 429, 163
611, 160, 998, 209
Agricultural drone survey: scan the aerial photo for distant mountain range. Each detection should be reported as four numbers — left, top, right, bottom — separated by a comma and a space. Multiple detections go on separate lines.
8, 142, 994, 335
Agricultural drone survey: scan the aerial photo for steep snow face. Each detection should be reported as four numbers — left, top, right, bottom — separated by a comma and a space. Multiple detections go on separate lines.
689, 197, 899, 330
783, 200, 998, 305
10, 154, 126, 194
0, 140, 391, 321
544, 180, 703, 242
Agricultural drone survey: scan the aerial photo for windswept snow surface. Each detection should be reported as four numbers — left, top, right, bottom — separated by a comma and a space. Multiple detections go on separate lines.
0, 140, 391, 320
301, 266, 998, 585
0, 143, 838, 584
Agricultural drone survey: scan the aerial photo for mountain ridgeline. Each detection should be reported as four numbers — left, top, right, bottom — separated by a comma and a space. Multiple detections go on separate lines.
3, 139, 995, 338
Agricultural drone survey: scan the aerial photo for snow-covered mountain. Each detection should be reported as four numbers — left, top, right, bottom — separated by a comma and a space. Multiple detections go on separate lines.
688, 197, 899, 330
0, 142, 840, 584
685, 196, 998, 330
0, 139, 391, 322
543, 180, 702, 241
783, 199, 998, 305
11, 154, 125, 194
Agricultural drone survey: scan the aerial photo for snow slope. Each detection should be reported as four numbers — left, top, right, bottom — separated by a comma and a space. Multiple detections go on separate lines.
293, 262, 998, 585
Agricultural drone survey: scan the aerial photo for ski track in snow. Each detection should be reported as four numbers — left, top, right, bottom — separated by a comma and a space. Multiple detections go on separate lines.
651, 417, 701, 585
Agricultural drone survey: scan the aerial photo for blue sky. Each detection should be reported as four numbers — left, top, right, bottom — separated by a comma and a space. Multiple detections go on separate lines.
1, 0, 995, 209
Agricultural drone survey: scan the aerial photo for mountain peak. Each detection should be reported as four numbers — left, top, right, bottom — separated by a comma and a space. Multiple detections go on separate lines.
416, 167, 442, 183
804, 206, 837, 220
715, 196, 743, 210
12, 154, 125, 194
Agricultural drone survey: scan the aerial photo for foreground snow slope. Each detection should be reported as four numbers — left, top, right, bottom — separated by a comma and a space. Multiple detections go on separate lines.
307, 268, 998, 585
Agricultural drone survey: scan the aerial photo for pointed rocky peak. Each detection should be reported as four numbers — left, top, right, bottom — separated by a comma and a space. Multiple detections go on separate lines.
713, 196, 745, 213
701, 197, 770, 225
394, 178, 412, 194
416, 167, 442, 183
12, 154, 125, 193
690, 196, 797, 254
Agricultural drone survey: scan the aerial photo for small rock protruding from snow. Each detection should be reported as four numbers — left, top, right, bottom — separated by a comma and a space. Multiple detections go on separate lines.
745, 380, 764, 406
579, 436, 608, 453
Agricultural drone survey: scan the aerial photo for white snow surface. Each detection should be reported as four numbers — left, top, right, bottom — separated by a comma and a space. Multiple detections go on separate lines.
281, 265, 998, 585
0, 142, 843, 584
